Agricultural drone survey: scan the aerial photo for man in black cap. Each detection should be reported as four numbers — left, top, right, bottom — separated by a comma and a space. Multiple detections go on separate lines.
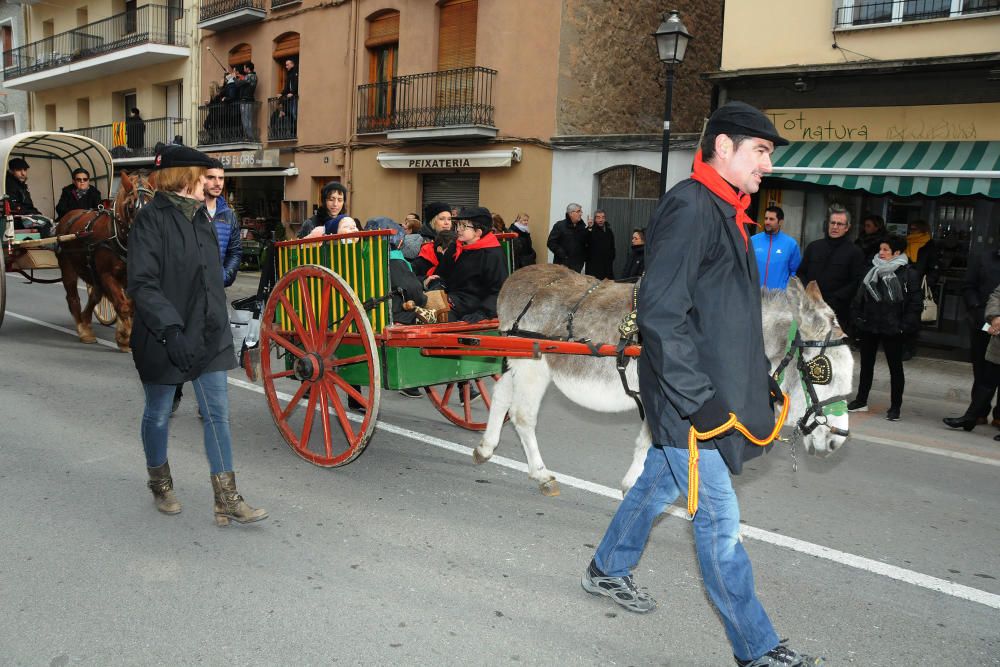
6, 157, 54, 237
434, 205, 509, 323
581, 101, 824, 667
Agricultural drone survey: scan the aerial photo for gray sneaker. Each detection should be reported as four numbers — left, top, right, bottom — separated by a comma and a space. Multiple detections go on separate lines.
735, 641, 824, 666
581, 560, 656, 613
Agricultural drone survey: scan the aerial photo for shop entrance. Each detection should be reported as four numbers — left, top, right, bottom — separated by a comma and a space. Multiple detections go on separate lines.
224, 174, 285, 269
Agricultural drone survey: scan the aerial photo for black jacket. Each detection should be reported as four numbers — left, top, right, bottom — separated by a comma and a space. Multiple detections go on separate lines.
126, 115, 146, 150
127, 192, 235, 384
236, 71, 257, 101
797, 235, 867, 319
437, 234, 509, 322
511, 225, 536, 269
585, 224, 616, 280
851, 265, 923, 336
390, 256, 426, 325
638, 179, 774, 475
963, 249, 1000, 325
5, 173, 38, 215
55, 184, 103, 218
622, 245, 645, 280
855, 231, 885, 261
281, 68, 299, 97
909, 239, 938, 285
546, 217, 588, 272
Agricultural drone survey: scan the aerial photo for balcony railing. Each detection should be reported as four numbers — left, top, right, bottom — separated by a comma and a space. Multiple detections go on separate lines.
197, 100, 262, 146
271, 0, 302, 8
3, 4, 187, 80
835, 0, 1000, 28
267, 96, 297, 141
356, 66, 496, 135
200, 0, 264, 23
66, 117, 191, 160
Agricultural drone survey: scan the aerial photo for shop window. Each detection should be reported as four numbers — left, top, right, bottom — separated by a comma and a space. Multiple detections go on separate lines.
597, 165, 660, 277
2, 23, 13, 69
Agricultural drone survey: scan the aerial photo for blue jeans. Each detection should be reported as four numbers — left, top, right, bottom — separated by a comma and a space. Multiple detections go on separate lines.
141, 370, 234, 475
593, 446, 779, 661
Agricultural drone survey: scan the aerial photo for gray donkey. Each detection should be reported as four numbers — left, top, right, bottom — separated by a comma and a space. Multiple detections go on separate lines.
473, 264, 853, 496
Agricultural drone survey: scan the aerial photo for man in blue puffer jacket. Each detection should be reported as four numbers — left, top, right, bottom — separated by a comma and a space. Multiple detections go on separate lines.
173, 160, 241, 413
751, 205, 801, 289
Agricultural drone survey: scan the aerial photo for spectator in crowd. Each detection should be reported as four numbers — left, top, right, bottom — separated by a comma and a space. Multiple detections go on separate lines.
510, 212, 536, 269
403, 213, 421, 233
5, 156, 53, 237
585, 210, 616, 280
281, 58, 299, 125
901, 219, 938, 360
947, 247, 1000, 430
621, 228, 645, 280
492, 213, 506, 234
128, 144, 266, 526
126, 108, 146, 152
547, 203, 589, 272
173, 159, 242, 414
846, 235, 922, 421
235, 62, 258, 140
797, 203, 866, 335
297, 182, 349, 238
855, 213, 887, 261
56, 168, 103, 218
434, 206, 508, 323
411, 202, 453, 278
945, 283, 1000, 440
751, 205, 801, 289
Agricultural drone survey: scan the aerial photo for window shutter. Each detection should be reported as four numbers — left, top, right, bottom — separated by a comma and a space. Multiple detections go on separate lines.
273, 32, 300, 60
366, 12, 399, 48
438, 0, 477, 71
228, 43, 252, 67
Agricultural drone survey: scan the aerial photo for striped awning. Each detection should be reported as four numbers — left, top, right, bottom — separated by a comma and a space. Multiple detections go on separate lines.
770, 141, 1000, 198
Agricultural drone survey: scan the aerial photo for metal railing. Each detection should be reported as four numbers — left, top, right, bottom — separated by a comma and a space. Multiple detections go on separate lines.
200, 0, 265, 23
66, 117, 191, 159
356, 66, 496, 134
271, 0, 301, 8
197, 100, 261, 145
3, 4, 187, 80
835, 0, 1000, 27
267, 96, 297, 141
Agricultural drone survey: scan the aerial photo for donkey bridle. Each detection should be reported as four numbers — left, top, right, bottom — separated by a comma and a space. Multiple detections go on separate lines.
772, 326, 851, 438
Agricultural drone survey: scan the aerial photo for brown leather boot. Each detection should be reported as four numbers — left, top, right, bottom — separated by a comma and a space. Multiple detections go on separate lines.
211, 471, 268, 526
147, 462, 181, 515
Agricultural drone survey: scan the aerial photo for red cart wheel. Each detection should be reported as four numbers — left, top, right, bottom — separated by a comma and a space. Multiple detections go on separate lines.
260, 265, 381, 466
425, 374, 505, 431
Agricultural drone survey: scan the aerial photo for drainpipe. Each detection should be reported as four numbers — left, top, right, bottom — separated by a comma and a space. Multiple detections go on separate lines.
343, 0, 358, 196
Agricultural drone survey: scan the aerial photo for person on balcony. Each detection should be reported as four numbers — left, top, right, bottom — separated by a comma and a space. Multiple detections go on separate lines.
281, 58, 299, 126
234, 62, 258, 141
56, 168, 103, 219
126, 108, 146, 152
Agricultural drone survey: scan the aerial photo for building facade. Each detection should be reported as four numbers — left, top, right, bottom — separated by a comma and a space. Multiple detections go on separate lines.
709, 0, 1000, 351
0, 3, 30, 140
197, 0, 721, 275
3, 0, 197, 181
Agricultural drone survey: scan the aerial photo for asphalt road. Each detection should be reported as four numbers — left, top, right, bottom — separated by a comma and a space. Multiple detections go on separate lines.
1, 273, 997, 666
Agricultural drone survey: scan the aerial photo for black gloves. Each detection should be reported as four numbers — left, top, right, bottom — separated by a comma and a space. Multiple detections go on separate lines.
690, 396, 732, 435
768, 375, 784, 408
163, 327, 194, 373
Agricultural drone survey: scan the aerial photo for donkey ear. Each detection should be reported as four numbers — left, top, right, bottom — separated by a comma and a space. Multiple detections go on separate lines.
805, 280, 825, 303
785, 276, 805, 310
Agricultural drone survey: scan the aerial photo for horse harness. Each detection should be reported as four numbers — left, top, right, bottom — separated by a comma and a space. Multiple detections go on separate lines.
771, 321, 851, 438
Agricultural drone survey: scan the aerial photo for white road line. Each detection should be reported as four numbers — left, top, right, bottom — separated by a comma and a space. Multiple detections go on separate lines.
10, 310, 1000, 611
857, 434, 1000, 467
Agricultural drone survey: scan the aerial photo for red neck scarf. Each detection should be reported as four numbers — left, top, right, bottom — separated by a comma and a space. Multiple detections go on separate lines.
690, 149, 753, 251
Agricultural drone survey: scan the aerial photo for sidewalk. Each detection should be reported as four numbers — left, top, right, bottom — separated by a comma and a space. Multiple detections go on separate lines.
847, 351, 1000, 463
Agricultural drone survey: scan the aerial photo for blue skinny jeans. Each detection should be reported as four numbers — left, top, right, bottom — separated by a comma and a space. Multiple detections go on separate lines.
141, 370, 234, 475
593, 445, 779, 662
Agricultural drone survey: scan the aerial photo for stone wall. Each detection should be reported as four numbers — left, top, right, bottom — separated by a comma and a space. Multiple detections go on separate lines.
555, 0, 722, 137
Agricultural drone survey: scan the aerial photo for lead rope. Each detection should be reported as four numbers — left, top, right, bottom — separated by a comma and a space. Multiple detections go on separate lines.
686, 390, 790, 517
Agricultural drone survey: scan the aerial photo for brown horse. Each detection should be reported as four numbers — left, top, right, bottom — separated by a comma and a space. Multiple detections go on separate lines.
54, 172, 152, 352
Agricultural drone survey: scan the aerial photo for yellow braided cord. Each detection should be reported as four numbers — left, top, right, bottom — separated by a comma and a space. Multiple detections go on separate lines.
686, 392, 790, 517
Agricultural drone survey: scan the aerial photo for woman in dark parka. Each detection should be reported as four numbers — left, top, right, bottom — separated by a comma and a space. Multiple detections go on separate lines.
128, 144, 266, 526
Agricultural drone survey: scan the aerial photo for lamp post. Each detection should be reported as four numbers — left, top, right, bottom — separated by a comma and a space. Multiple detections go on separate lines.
653, 10, 692, 194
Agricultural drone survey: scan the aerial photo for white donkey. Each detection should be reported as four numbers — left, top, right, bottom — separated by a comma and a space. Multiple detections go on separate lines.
473, 264, 853, 496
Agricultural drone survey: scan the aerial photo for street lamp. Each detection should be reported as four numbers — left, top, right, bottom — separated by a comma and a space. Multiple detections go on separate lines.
653, 9, 692, 194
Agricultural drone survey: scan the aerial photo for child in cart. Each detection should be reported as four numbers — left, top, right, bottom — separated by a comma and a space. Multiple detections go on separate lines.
431, 206, 509, 323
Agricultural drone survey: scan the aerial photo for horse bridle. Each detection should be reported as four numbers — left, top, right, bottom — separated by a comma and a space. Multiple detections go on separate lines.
107, 183, 153, 257
772, 323, 851, 438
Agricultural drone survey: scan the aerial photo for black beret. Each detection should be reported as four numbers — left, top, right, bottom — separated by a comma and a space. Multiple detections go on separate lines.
424, 201, 451, 222
456, 206, 493, 232
8, 157, 29, 170
152, 143, 216, 170
706, 101, 788, 147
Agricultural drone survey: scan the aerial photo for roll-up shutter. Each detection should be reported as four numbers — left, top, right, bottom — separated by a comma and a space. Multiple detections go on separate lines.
438, 0, 477, 70
422, 173, 480, 210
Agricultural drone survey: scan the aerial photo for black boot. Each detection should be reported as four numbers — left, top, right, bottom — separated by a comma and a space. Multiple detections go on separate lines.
942, 415, 976, 431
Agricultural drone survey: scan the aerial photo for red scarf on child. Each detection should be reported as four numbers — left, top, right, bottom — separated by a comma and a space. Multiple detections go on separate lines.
690, 149, 752, 251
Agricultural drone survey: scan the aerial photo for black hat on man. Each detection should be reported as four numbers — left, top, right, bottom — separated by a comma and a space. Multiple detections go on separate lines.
152, 143, 216, 170
456, 206, 493, 234
8, 157, 29, 170
706, 101, 788, 147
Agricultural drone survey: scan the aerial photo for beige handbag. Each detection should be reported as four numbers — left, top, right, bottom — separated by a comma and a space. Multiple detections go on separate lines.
424, 289, 451, 322
920, 276, 937, 323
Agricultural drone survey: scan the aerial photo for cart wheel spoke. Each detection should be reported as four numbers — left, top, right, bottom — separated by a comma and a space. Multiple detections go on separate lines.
279, 381, 311, 422
277, 292, 312, 349
328, 353, 369, 368
269, 331, 307, 359
298, 385, 319, 449
265, 368, 297, 381
425, 374, 507, 432
298, 277, 321, 348
321, 309, 358, 359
